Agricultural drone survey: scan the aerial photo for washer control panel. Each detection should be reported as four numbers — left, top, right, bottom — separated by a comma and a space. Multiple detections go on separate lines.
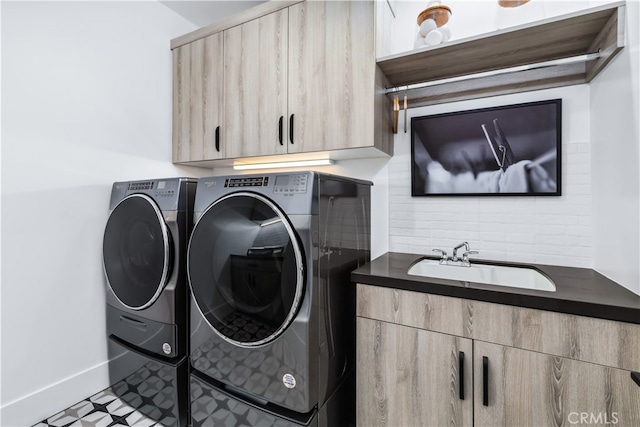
155, 179, 178, 198
128, 181, 154, 191
224, 176, 270, 188
126, 179, 178, 198
273, 174, 308, 194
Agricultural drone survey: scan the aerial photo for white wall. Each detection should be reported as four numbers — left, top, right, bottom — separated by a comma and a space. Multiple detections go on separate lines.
591, 0, 640, 294
0, 2, 207, 425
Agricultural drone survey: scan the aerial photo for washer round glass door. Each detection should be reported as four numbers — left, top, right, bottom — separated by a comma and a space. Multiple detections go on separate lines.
103, 194, 171, 310
188, 192, 304, 347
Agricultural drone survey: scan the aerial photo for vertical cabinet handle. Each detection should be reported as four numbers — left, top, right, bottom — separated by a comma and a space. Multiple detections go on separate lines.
279, 116, 284, 146
215, 126, 220, 152
458, 351, 465, 400
289, 114, 294, 144
483, 356, 489, 406
632, 371, 640, 387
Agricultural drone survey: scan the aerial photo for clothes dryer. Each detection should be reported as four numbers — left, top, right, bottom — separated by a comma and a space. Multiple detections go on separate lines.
187, 172, 371, 426
102, 177, 196, 426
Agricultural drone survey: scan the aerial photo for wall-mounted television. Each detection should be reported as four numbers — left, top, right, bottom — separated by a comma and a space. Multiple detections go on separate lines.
411, 99, 561, 196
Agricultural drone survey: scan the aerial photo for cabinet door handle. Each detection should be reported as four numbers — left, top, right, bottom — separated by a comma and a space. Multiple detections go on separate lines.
632, 371, 640, 387
289, 114, 294, 144
483, 356, 489, 406
459, 351, 465, 400
279, 116, 284, 146
215, 126, 220, 152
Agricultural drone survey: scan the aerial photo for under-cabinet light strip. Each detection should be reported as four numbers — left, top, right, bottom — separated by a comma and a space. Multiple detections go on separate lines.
385, 51, 601, 94
233, 159, 335, 170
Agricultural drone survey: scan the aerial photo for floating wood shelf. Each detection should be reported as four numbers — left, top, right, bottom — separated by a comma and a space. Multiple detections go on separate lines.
378, 1, 626, 108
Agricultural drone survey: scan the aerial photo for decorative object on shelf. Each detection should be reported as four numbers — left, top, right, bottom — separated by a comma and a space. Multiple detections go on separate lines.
496, 0, 545, 29
410, 99, 561, 196
498, 0, 531, 7
414, 0, 452, 48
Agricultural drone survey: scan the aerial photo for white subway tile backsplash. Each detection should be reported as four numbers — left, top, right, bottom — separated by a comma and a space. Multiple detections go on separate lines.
389, 90, 593, 268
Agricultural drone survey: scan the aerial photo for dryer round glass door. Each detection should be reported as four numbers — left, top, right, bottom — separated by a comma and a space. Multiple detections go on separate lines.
188, 192, 304, 347
103, 194, 172, 310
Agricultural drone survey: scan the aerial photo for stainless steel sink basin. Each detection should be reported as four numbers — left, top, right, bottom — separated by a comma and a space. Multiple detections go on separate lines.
407, 259, 556, 292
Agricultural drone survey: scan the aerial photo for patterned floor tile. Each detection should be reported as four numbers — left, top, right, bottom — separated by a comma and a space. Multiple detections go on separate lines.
46, 400, 95, 426
33, 357, 183, 427
32, 388, 162, 427
105, 398, 136, 418
89, 389, 119, 406
68, 411, 114, 427
122, 411, 157, 427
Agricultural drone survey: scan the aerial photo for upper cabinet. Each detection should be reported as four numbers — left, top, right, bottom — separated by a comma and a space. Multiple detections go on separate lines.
288, 1, 376, 153
377, 1, 626, 108
223, 8, 288, 159
173, 33, 224, 163
171, 0, 393, 167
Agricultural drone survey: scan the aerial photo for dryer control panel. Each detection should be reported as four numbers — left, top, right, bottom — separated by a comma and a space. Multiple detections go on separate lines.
110, 178, 195, 212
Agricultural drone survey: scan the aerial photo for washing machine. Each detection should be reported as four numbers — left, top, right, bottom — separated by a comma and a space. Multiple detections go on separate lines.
187, 171, 371, 426
102, 177, 196, 426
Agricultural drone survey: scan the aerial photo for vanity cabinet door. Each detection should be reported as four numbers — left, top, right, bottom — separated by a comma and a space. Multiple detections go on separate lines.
357, 317, 473, 427
474, 341, 640, 427
172, 33, 224, 162
223, 8, 288, 158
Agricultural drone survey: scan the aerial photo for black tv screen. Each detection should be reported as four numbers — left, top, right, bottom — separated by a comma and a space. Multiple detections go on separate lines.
411, 99, 561, 196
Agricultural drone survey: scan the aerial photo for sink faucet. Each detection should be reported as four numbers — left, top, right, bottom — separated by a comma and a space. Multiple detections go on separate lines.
451, 242, 469, 262
433, 242, 478, 266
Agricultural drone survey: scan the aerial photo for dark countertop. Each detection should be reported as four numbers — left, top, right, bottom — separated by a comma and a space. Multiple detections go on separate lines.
352, 252, 640, 325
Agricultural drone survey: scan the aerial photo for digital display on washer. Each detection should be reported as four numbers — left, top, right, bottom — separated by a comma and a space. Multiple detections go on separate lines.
275, 175, 290, 186
274, 174, 307, 194
155, 180, 176, 197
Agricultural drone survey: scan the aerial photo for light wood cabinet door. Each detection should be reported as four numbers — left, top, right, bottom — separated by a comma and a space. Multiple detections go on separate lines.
288, 1, 376, 153
357, 317, 473, 427
223, 8, 288, 158
474, 341, 640, 427
172, 34, 224, 162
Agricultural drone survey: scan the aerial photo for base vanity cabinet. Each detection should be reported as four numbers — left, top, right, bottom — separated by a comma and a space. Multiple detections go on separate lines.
356, 284, 640, 427
475, 341, 640, 426
357, 317, 472, 426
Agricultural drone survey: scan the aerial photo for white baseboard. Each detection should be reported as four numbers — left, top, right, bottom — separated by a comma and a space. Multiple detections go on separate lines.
0, 361, 111, 427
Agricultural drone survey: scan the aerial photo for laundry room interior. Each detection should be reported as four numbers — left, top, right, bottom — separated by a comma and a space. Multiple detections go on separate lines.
1, 0, 640, 426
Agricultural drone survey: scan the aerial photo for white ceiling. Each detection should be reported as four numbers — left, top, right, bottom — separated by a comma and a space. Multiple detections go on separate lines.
160, 0, 267, 28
